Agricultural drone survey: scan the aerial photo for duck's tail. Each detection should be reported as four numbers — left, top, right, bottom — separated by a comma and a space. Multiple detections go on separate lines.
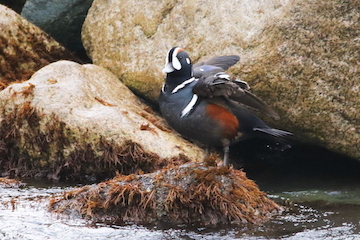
253, 128, 292, 138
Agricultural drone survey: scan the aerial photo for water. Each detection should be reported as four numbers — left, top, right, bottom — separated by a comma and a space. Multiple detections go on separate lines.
1, 141, 360, 239
1, 184, 360, 239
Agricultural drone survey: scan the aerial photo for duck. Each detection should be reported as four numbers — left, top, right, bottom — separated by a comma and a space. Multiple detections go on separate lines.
159, 47, 291, 166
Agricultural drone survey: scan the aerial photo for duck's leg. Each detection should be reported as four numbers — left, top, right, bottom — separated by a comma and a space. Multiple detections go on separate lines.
205, 147, 211, 156
223, 145, 230, 166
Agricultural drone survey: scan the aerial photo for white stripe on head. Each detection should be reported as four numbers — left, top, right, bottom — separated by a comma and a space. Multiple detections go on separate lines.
163, 47, 184, 73
172, 47, 183, 70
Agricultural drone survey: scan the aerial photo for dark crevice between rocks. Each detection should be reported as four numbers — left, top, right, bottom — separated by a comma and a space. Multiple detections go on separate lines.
0, 102, 190, 182
229, 138, 360, 192
0, 0, 26, 13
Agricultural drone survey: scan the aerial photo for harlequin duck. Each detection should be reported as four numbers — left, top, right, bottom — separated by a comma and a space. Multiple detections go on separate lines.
159, 47, 291, 166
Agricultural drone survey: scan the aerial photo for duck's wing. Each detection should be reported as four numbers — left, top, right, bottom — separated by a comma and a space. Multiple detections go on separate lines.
230, 89, 280, 120
193, 55, 240, 70
192, 72, 280, 119
193, 55, 240, 79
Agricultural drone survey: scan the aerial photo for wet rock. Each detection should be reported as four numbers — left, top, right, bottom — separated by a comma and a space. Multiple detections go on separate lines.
0, 4, 80, 91
0, 60, 205, 180
0, 178, 25, 188
21, 0, 94, 62
50, 162, 281, 226
82, 0, 359, 160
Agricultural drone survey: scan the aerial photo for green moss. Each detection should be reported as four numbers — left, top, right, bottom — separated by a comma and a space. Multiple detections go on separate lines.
121, 71, 163, 103
131, 0, 176, 38
133, 12, 158, 38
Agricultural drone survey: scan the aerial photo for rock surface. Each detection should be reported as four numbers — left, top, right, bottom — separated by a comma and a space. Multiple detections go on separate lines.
0, 4, 79, 90
21, 0, 94, 62
82, 0, 294, 101
0, 60, 205, 180
82, 0, 359, 160
50, 162, 281, 226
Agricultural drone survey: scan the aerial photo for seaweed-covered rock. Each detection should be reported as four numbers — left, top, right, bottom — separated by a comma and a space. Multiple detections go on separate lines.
82, 0, 359, 160
0, 4, 79, 90
0, 60, 205, 180
50, 162, 281, 226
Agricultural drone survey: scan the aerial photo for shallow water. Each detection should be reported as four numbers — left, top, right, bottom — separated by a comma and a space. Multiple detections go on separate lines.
1, 182, 360, 240
1, 141, 360, 239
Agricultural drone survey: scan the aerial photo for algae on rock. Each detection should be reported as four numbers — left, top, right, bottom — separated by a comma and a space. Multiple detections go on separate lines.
0, 4, 79, 90
50, 162, 281, 226
0, 61, 205, 180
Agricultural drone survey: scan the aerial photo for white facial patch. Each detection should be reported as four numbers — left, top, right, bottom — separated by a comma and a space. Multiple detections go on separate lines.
172, 48, 183, 70
186, 58, 191, 64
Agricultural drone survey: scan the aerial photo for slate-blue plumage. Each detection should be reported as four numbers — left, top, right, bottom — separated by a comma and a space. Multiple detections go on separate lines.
159, 47, 291, 166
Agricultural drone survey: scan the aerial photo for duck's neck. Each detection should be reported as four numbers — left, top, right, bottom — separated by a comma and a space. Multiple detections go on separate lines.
164, 70, 193, 93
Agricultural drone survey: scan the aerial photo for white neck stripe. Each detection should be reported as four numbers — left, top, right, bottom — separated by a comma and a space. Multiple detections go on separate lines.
171, 77, 196, 93
181, 94, 198, 118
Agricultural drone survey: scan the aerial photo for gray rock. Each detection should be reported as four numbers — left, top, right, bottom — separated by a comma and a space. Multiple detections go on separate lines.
21, 0, 94, 61
81, 0, 359, 160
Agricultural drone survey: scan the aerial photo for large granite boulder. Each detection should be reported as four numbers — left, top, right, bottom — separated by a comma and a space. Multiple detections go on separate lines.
81, 0, 292, 101
0, 4, 79, 90
0, 60, 205, 180
21, 0, 94, 61
82, 0, 359, 160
